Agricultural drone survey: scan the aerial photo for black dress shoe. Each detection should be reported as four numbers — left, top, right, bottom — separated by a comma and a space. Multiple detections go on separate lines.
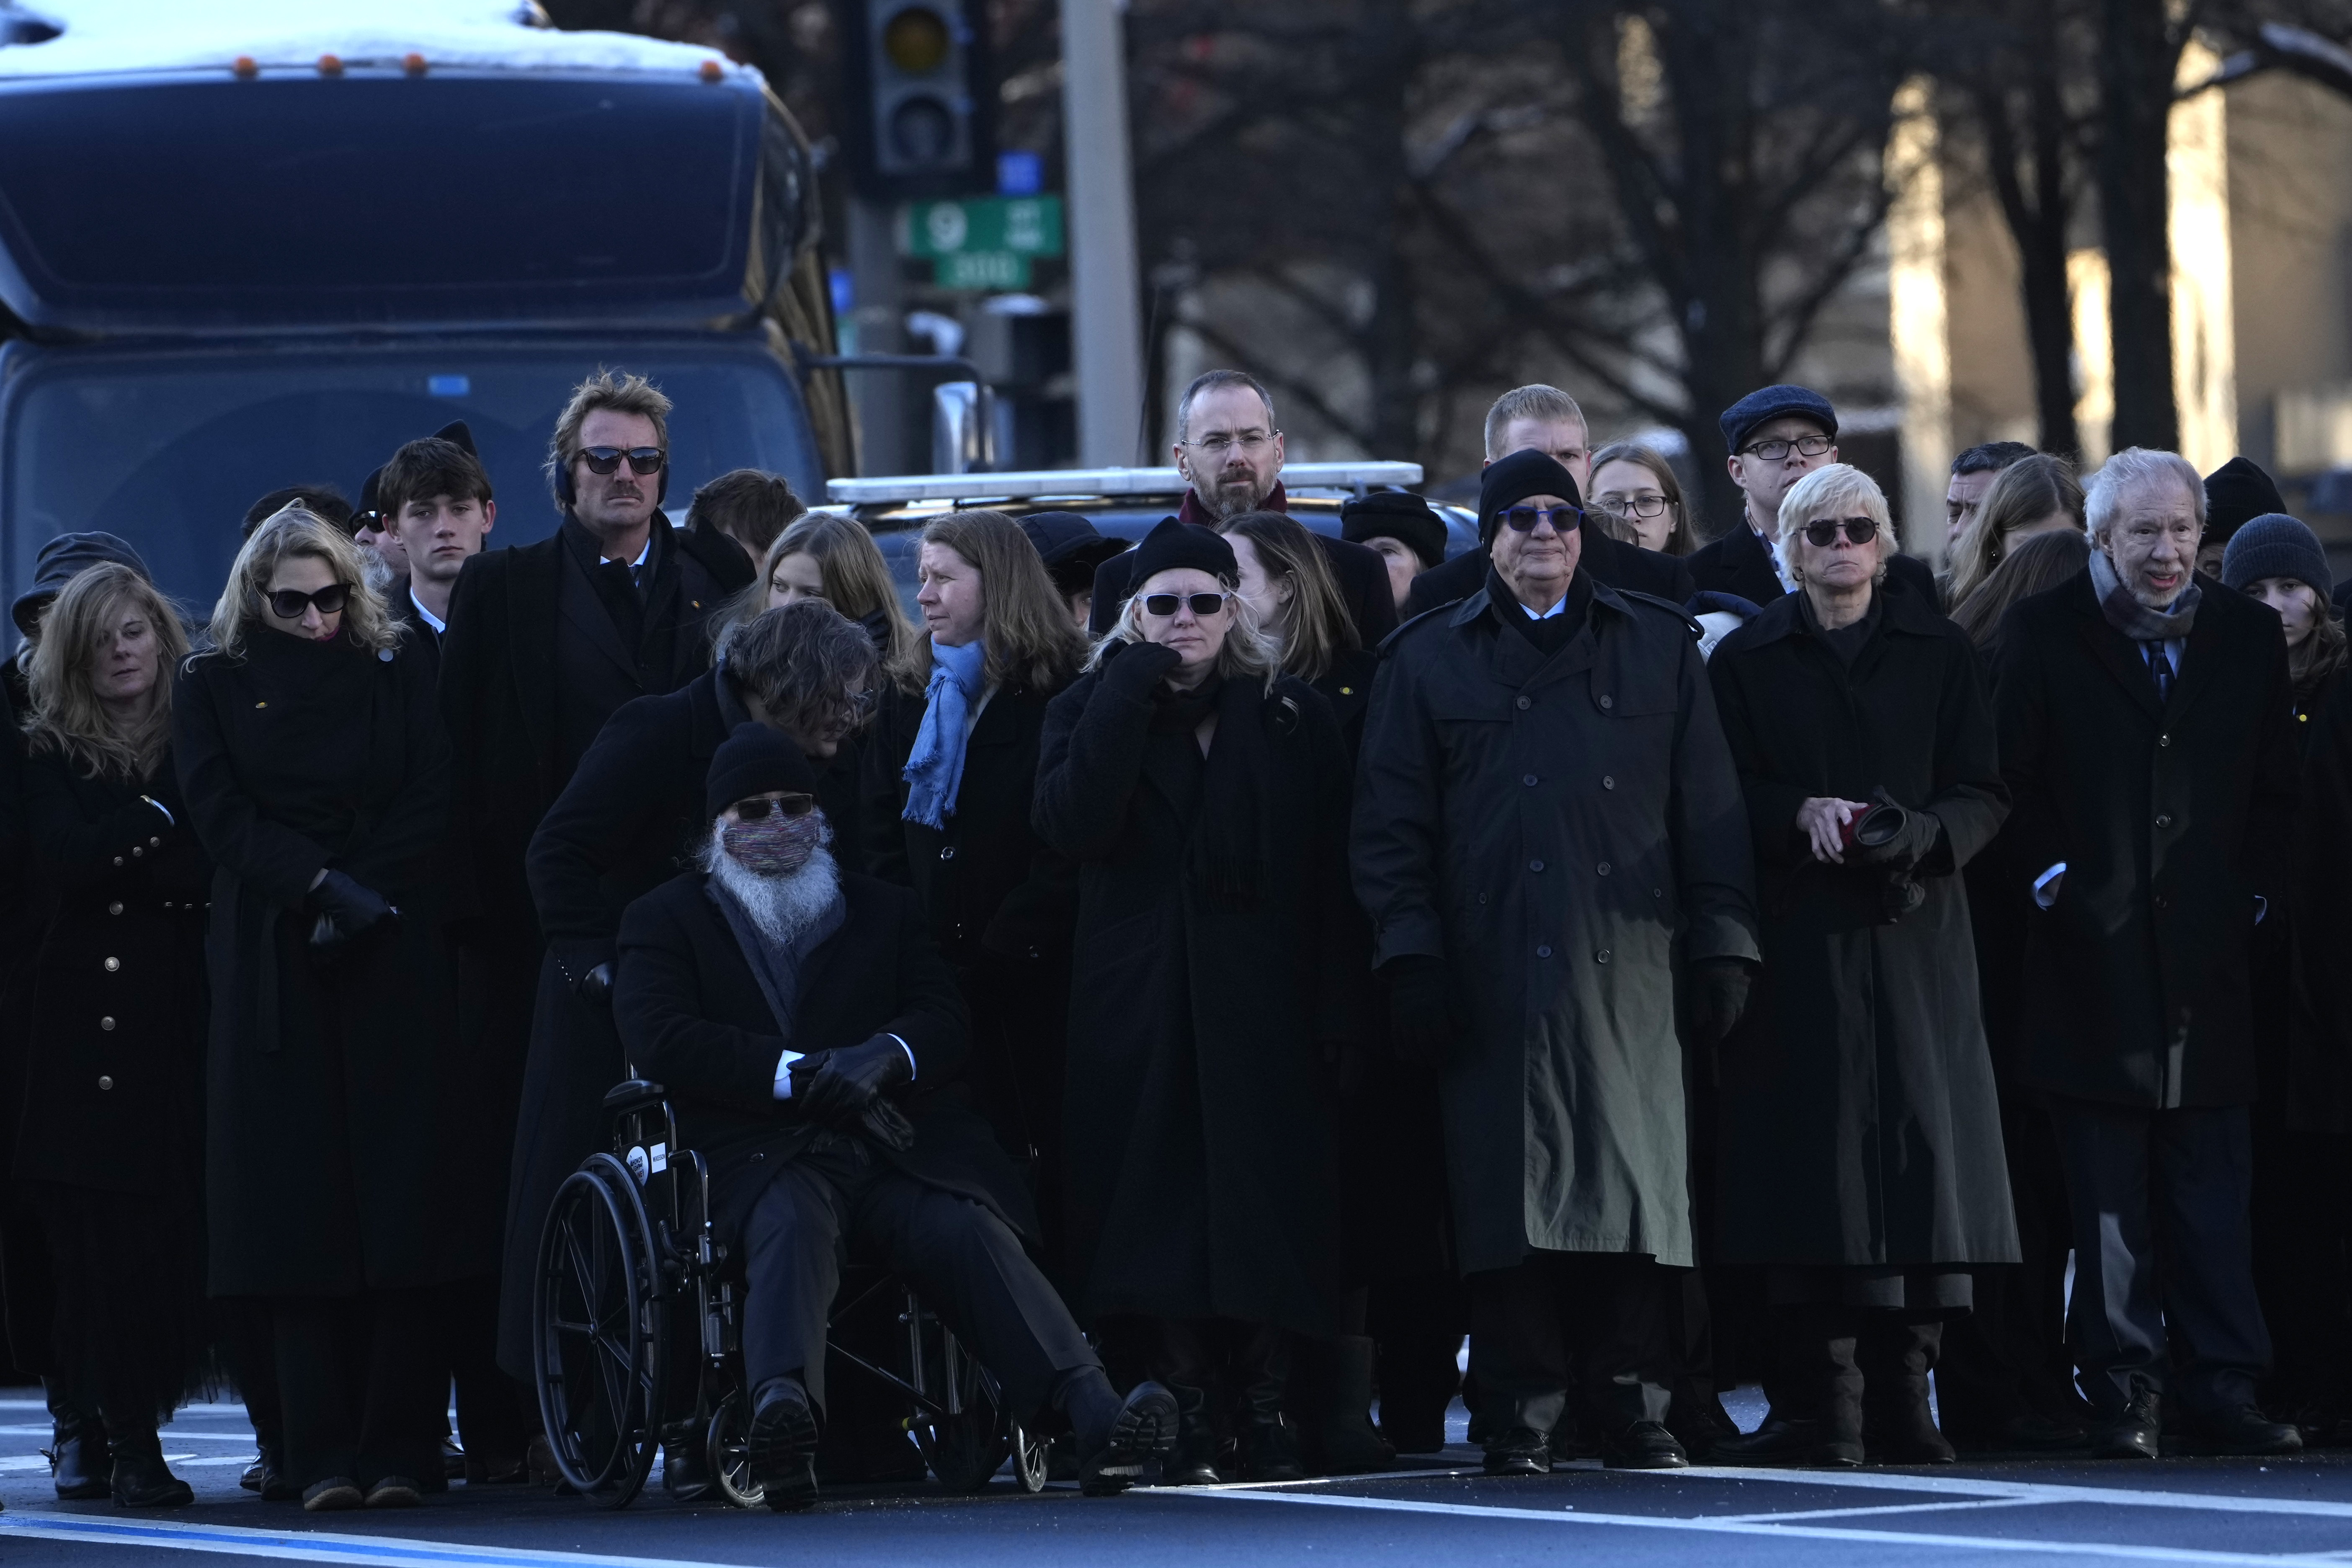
660, 1436, 714, 1503
1602, 1420, 1689, 1470
109, 1441, 194, 1509
1711, 1416, 1862, 1469
364, 1476, 423, 1509
1483, 1426, 1553, 1477
1080, 1382, 1179, 1496
748, 1380, 820, 1512
2089, 1402, 2160, 1460
48, 1424, 110, 1501
303, 1477, 365, 1512
2184, 1405, 2303, 1457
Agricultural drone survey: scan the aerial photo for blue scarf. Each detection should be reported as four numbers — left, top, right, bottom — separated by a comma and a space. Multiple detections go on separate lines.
902, 638, 988, 829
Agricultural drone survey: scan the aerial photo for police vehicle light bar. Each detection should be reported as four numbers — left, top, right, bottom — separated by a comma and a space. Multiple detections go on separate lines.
825, 462, 1425, 505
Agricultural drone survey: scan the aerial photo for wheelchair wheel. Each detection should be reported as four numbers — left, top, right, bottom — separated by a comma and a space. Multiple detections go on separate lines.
706, 1390, 766, 1509
533, 1153, 667, 1509
1008, 1420, 1050, 1494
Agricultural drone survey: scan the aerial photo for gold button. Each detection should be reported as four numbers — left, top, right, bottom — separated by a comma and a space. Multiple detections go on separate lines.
97, 1076, 112, 1091
107, 902, 122, 916
99, 1017, 115, 1031
103, 957, 119, 973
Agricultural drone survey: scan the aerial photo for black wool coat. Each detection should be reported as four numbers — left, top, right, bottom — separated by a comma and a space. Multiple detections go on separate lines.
438, 513, 746, 937
1401, 525, 1695, 619
1994, 567, 2300, 1109
175, 627, 477, 1295
1352, 579, 1760, 1274
1706, 583, 2019, 1268
13, 749, 210, 1197
1686, 518, 1941, 610
2282, 668, 2352, 1130
614, 870, 1033, 1247
1034, 663, 1353, 1336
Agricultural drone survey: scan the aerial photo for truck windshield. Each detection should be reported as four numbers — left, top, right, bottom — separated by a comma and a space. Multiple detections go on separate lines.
2, 340, 820, 609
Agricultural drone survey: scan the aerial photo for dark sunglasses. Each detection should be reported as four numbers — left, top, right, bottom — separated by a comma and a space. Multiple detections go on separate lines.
1499, 504, 1582, 533
1142, 591, 1230, 618
265, 583, 352, 619
578, 446, 667, 477
1800, 517, 1879, 548
731, 793, 818, 820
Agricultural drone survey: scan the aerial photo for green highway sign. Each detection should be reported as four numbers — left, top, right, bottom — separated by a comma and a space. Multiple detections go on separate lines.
902, 195, 1065, 260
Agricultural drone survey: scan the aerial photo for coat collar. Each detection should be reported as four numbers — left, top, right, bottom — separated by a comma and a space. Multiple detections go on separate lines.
1448, 571, 1633, 687
1177, 478, 1287, 526
1733, 572, 1940, 649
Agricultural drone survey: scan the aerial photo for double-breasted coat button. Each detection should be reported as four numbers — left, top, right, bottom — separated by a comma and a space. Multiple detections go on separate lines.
1599, 694, 1614, 709
149, 836, 160, 848
2159, 734, 2171, 747
1515, 696, 1532, 710
1595, 948, 1612, 964
940, 846, 957, 860
1602, 776, 1616, 789
1528, 859, 1544, 872
1597, 862, 1611, 876
97, 1076, 112, 1091
130, 846, 143, 858
2156, 814, 2173, 828
111, 856, 124, 867
103, 957, 119, 973
1535, 945, 1553, 958
99, 1017, 115, 1031
107, 902, 122, 916
1523, 774, 1538, 787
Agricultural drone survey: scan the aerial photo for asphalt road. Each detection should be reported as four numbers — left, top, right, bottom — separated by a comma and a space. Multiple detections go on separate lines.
7, 1390, 2352, 1566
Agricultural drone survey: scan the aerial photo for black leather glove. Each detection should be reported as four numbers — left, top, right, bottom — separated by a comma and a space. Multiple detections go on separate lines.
1383, 955, 1456, 1068
1684, 958, 1754, 1049
555, 942, 617, 1006
1097, 637, 1183, 697
1851, 789, 1942, 870
309, 869, 394, 950
797, 1035, 916, 1139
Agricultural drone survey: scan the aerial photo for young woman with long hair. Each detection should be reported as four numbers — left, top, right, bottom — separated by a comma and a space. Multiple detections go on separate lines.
14, 563, 208, 1509
1942, 454, 2084, 611
1586, 442, 1698, 557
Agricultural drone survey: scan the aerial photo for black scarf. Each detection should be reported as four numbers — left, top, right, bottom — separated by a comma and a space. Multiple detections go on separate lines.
1149, 670, 1278, 909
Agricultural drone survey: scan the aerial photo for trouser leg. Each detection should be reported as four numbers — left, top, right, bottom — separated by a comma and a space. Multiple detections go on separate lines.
859, 1171, 1100, 1421
2148, 1104, 2271, 1418
1467, 1259, 1568, 1439
2050, 1096, 2165, 1416
446, 1276, 530, 1468
355, 1288, 445, 1488
1562, 1256, 1674, 1434
1367, 1271, 1463, 1453
740, 1162, 850, 1413
273, 1297, 361, 1489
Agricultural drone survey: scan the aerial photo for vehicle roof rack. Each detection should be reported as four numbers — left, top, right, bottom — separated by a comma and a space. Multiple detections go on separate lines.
825, 461, 1424, 506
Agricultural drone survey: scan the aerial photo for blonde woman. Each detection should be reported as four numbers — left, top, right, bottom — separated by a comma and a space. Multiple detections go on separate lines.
15, 563, 206, 1509
1034, 519, 1352, 1486
1942, 454, 2084, 610
173, 507, 461, 1513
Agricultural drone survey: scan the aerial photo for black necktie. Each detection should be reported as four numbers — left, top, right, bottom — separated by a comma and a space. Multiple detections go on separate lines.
2144, 642, 2175, 702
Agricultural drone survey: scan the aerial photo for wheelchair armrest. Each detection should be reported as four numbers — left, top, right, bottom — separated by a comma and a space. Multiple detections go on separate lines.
603, 1078, 668, 1122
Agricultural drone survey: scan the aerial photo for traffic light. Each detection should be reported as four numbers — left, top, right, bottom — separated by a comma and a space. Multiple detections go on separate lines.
843, 0, 995, 201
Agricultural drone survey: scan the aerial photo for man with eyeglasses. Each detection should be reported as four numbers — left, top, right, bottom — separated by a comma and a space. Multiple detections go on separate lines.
1354, 447, 1760, 1478
1401, 385, 1694, 618
1085, 369, 1397, 644
1690, 385, 1940, 612
436, 369, 755, 1387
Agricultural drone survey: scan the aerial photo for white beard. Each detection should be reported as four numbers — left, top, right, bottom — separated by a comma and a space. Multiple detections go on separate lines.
700, 827, 841, 949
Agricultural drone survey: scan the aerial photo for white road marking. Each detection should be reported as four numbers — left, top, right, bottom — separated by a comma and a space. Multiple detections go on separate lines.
1186, 1486, 2352, 1564
0, 1515, 743, 1568
1673, 1464, 2352, 1519
1709, 1497, 2050, 1524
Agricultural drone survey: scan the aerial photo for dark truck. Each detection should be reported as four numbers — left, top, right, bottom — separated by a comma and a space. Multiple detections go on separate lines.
0, 3, 849, 609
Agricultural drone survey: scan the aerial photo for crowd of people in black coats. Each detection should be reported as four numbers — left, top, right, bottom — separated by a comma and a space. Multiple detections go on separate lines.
2, 360, 2348, 1516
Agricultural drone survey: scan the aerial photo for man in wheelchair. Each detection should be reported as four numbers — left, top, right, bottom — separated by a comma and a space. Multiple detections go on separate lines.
614, 725, 1177, 1508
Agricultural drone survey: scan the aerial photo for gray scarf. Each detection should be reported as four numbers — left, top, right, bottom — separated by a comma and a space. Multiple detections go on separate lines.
707, 879, 847, 1038
2090, 544, 2200, 642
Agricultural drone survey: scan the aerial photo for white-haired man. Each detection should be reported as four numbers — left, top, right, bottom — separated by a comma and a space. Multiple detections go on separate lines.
615, 725, 1177, 1509
1994, 446, 2302, 1460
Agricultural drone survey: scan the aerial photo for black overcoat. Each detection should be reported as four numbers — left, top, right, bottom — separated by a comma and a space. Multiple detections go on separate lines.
613, 869, 1033, 1247
2291, 671, 2352, 1130
175, 626, 474, 1295
1994, 568, 2300, 1109
1351, 579, 1759, 1274
1033, 663, 1352, 1336
13, 750, 210, 1197
1705, 583, 2019, 1268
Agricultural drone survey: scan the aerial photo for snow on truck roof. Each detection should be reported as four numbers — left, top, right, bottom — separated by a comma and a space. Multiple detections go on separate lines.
0, 0, 747, 82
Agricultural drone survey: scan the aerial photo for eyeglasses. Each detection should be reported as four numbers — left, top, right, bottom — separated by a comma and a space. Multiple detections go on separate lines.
1596, 494, 1671, 520
731, 793, 817, 820
265, 583, 352, 619
577, 446, 667, 477
1741, 434, 1834, 462
1182, 430, 1277, 457
1498, 505, 1582, 534
1142, 592, 1232, 618
1800, 517, 1879, 548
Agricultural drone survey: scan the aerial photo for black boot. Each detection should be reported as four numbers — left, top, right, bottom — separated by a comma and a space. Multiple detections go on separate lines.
46, 1402, 110, 1502
1861, 1317, 1955, 1465
108, 1432, 193, 1509
1159, 1378, 1222, 1486
747, 1377, 820, 1512
1373, 1331, 1460, 1455
1238, 1328, 1303, 1483
1297, 1337, 1394, 1476
1713, 1309, 1862, 1468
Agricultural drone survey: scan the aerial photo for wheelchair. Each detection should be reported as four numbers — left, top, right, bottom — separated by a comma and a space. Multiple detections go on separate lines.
531, 1078, 1054, 1509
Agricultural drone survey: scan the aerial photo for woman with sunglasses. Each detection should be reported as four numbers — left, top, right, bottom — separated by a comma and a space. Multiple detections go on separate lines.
862, 513, 1086, 1255
1035, 518, 1353, 1485
1703, 464, 2015, 1467
174, 507, 463, 1511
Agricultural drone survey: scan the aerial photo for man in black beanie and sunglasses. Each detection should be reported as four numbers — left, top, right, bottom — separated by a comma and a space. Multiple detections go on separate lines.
1354, 449, 1760, 1478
